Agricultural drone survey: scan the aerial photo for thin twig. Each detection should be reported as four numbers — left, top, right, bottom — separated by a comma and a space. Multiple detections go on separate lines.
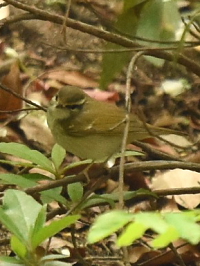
137, 243, 179, 266
61, 0, 72, 43
0, 107, 41, 113
169, 243, 186, 266
132, 140, 183, 161
119, 51, 144, 209
42, 42, 199, 54
135, 110, 188, 150
0, 83, 47, 111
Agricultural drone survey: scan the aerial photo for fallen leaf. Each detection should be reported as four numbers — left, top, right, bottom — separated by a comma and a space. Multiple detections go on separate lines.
84, 88, 120, 102
20, 112, 54, 152
152, 169, 200, 209
46, 70, 98, 88
0, 62, 23, 119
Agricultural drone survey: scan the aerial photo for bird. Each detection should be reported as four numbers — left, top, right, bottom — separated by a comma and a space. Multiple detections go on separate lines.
47, 86, 182, 162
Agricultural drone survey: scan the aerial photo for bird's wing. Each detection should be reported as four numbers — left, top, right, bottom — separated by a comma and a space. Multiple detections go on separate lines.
65, 101, 129, 136
64, 98, 178, 138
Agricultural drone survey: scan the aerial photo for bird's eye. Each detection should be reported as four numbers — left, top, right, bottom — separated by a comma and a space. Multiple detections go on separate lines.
68, 104, 82, 110
55, 95, 58, 101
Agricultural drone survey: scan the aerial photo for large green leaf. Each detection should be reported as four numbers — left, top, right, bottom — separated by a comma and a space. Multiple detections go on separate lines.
0, 256, 23, 265
31, 206, 47, 238
0, 190, 43, 244
10, 236, 27, 259
0, 173, 49, 188
43, 261, 72, 266
32, 215, 80, 248
134, 212, 169, 233
100, 1, 147, 87
51, 144, 66, 172
165, 212, 200, 245
67, 182, 83, 203
0, 142, 53, 172
117, 222, 147, 246
88, 210, 133, 243
88, 210, 200, 247
137, 0, 181, 66
152, 226, 179, 248
41, 187, 67, 205
0, 208, 24, 244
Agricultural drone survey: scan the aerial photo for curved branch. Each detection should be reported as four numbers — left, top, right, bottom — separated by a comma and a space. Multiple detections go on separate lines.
25, 160, 200, 195
3, 0, 200, 77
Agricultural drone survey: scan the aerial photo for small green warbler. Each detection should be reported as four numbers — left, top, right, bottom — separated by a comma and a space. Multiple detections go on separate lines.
47, 86, 181, 162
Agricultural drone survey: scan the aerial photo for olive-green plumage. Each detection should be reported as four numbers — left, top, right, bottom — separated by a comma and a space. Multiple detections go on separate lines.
47, 86, 181, 162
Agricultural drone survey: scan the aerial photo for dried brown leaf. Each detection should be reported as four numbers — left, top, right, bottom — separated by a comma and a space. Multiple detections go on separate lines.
152, 169, 200, 209
46, 70, 98, 88
0, 62, 23, 119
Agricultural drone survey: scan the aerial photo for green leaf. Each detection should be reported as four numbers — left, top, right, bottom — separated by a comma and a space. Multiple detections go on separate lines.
41, 187, 67, 205
0, 142, 53, 172
88, 210, 200, 248
100, 3, 140, 87
0, 208, 24, 243
43, 261, 72, 266
41, 255, 72, 266
32, 215, 80, 248
0, 190, 43, 243
100, 0, 151, 87
113, 150, 144, 159
100, 189, 156, 201
165, 212, 200, 245
0, 173, 53, 188
134, 212, 169, 233
31, 206, 47, 237
61, 159, 92, 173
82, 189, 156, 209
0, 159, 34, 168
41, 254, 69, 261
100, 44, 130, 89
137, 0, 180, 42
0, 256, 23, 265
152, 226, 179, 248
137, 0, 181, 66
193, 209, 200, 221
51, 144, 66, 171
67, 182, 83, 203
81, 194, 115, 209
10, 235, 27, 259
0, 174, 38, 188
117, 222, 147, 246
88, 210, 133, 243
23, 173, 52, 182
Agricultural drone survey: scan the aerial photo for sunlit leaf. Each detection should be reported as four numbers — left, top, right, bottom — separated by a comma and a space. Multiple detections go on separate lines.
32, 215, 80, 248
51, 144, 66, 172
67, 182, 83, 203
88, 210, 133, 243
0, 143, 53, 172
117, 222, 147, 246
